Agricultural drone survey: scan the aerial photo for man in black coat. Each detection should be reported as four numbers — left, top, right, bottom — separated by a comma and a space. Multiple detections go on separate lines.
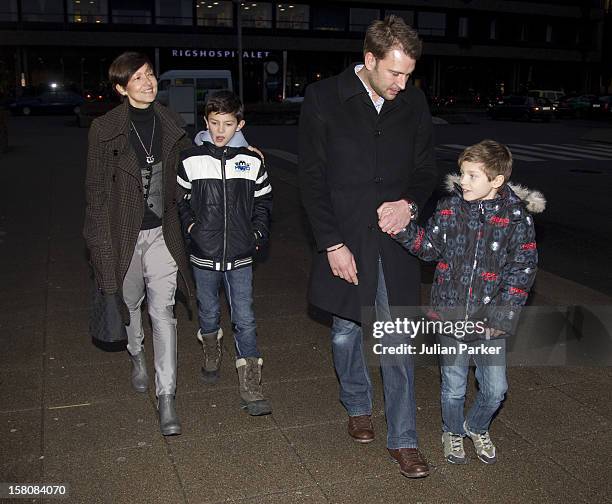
298, 16, 438, 478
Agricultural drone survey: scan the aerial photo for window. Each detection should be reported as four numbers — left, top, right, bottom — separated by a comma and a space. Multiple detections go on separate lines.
384, 9, 414, 27
313, 6, 346, 31
417, 12, 445, 37
156, 0, 192, 25
0, 0, 18, 21
240, 2, 272, 28
197, 0, 232, 27
112, 0, 152, 24
22, 0, 64, 22
489, 19, 497, 40
349, 8, 378, 32
546, 24, 553, 43
68, 0, 108, 24
276, 4, 309, 29
458, 17, 468, 38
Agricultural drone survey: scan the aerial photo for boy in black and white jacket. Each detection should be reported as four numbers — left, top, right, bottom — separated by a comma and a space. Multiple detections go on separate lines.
177, 90, 272, 416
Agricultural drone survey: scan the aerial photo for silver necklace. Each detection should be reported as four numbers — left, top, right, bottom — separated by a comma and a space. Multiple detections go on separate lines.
130, 116, 156, 164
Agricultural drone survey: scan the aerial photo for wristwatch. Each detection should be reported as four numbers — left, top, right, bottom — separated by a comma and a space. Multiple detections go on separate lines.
405, 200, 418, 220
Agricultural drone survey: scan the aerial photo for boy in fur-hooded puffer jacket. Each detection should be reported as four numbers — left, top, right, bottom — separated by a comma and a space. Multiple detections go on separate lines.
391, 140, 546, 339
387, 139, 545, 466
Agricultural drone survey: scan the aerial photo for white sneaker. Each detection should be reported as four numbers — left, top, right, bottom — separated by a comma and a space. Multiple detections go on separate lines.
463, 421, 497, 464
442, 432, 467, 464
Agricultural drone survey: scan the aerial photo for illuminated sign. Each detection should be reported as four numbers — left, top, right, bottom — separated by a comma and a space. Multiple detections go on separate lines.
171, 49, 271, 59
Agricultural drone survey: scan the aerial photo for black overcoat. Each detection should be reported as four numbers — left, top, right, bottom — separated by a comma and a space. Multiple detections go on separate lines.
298, 65, 438, 322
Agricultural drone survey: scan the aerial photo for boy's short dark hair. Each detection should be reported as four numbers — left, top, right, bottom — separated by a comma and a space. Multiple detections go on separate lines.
459, 140, 513, 182
108, 51, 153, 91
205, 90, 244, 122
364, 15, 423, 61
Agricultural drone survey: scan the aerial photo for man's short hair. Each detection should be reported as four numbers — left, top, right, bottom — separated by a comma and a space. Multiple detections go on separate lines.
459, 140, 513, 182
364, 15, 423, 61
205, 90, 244, 122
108, 51, 153, 90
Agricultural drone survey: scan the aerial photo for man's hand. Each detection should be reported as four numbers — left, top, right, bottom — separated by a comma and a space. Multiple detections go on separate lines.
327, 244, 358, 285
247, 145, 265, 161
377, 200, 413, 235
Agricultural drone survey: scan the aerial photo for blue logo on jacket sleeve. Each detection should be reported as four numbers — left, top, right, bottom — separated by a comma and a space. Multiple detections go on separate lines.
235, 160, 251, 172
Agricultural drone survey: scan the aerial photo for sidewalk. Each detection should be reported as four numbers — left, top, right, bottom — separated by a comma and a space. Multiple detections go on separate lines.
1, 116, 611, 504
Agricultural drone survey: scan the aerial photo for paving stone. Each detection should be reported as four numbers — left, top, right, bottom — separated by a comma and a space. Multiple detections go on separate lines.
0, 368, 42, 412
172, 430, 314, 503
44, 361, 134, 406
542, 428, 612, 503
43, 445, 182, 504
499, 387, 610, 446
0, 325, 44, 370
320, 471, 470, 504
43, 398, 163, 455
1, 409, 42, 459
225, 487, 328, 504
163, 387, 276, 445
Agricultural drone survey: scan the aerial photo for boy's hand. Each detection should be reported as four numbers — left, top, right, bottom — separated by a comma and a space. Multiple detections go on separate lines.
485, 327, 505, 338
247, 145, 265, 161
377, 200, 413, 235
327, 244, 358, 285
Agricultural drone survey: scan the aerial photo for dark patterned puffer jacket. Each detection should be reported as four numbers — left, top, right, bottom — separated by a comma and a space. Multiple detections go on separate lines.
393, 174, 546, 339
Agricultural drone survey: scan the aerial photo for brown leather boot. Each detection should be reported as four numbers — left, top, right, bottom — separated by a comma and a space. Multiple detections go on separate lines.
348, 415, 375, 443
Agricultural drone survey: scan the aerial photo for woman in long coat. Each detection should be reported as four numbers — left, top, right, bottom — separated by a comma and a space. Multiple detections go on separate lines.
84, 52, 192, 436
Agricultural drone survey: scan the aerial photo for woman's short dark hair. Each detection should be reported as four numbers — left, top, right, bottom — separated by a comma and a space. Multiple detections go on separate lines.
364, 15, 422, 61
204, 90, 244, 122
108, 51, 153, 90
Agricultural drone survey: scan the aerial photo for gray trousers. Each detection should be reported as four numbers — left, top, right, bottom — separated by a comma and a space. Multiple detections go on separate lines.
123, 226, 178, 396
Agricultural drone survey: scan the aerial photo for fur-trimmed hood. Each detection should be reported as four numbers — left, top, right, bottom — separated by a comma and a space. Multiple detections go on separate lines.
444, 174, 546, 214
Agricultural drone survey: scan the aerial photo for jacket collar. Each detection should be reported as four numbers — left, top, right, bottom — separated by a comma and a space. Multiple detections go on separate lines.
338, 64, 370, 103
337, 63, 403, 116
200, 140, 241, 158
99, 100, 186, 149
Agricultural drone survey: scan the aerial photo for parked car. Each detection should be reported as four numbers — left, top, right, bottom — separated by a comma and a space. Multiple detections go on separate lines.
489, 95, 553, 122
528, 89, 565, 103
76, 94, 121, 128
591, 95, 612, 118
555, 94, 600, 118
9, 90, 84, 116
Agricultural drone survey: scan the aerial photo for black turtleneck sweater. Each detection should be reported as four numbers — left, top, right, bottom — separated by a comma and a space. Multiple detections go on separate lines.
129, 104, 163, 230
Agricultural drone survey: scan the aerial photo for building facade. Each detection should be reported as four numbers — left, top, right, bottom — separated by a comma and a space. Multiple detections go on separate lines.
0, 0, 607, 102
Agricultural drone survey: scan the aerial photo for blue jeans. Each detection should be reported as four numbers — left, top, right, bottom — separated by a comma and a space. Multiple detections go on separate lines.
438, 334, 507, 435
331, 259, 417, 449
192, 265, 260, 358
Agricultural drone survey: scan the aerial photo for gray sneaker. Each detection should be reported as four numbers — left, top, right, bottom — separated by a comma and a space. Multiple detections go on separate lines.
463, 421, 497, 464
442, 432, 467, 464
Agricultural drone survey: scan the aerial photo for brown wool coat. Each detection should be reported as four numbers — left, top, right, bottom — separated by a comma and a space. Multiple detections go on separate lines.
83, 100, 193, 312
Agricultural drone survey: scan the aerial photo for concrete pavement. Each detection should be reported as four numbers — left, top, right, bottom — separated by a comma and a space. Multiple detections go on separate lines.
1, 116, 611, 504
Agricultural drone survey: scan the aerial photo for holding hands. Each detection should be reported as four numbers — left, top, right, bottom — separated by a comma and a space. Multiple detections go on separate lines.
377, 199, 414, 235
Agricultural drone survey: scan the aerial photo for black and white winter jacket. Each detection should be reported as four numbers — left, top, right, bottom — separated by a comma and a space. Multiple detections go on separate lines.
393, 174, 546, 339
177, 141, 272, 271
